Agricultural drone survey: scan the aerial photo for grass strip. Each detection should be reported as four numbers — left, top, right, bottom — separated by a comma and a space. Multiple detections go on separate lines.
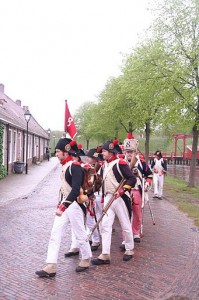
164, 176, 199, 227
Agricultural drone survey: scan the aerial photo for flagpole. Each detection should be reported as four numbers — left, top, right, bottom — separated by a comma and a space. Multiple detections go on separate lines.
64, 100, 68, 138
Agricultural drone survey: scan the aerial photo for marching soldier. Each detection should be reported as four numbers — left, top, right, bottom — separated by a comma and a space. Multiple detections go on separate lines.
36, 138, 92, 277
151, 150, 167, 199
91, 139, 136, 266
64, 142, 86, 258
64, 147, 102, 256
85, 148, 103, 251
121, 133, 153, 247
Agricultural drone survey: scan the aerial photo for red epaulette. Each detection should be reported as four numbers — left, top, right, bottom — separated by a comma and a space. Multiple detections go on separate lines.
163, 158, 167, 161
72, 161, 81, 166
118, 159, 127, 165
117, 154, 125, 159
139, 155, 145, 162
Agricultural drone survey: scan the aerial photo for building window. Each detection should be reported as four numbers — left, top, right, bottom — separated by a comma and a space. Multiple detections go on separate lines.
2, 126, 5, 165
28, 134, 32, 159
17, 132, 22, 161
8, 129, 12, 163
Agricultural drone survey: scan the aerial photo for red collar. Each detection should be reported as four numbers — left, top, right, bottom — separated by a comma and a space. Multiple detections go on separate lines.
107, 154, 117, 163
61, 155, 73, 165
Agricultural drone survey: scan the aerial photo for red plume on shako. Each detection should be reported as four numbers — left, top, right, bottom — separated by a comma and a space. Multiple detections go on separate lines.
127, 132, 134, 139
70, 140, 77, 147
78, 143, 83, 149
113, 139, 119, 146
77, 143, 85, 156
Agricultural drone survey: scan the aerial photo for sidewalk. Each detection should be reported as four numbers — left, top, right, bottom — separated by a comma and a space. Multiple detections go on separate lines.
0, 157, 59, 206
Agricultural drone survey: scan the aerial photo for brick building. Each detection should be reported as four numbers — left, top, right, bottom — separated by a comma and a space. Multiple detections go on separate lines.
0, 83, 49, 175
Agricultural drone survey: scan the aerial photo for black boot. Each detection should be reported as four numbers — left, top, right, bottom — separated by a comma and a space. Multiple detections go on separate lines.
75, 266, 89, 272
64, 251, 79, 258
134, 237, 140, 243
123, 254, 133, 262
35, 270, 56, 278
91, 258, 110, 265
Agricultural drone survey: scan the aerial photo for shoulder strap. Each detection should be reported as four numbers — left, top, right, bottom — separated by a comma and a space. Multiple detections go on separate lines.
116, 160, 123, 178
68, 161, 73, 175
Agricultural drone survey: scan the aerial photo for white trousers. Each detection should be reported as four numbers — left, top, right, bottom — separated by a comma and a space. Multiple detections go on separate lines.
153, 173, 164, 196
101, 194, 134, 255
94, 192, 103, 222
46, 201, 92, 263
69, 193, 103, 250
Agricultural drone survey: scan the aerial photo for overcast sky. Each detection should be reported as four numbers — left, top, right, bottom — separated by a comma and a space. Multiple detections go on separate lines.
0, 0, 153, 131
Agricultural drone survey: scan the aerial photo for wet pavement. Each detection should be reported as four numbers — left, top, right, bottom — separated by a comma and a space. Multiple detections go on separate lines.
0, 157, 59, 206
0, 158, 199, 300
167, 165, 199, 186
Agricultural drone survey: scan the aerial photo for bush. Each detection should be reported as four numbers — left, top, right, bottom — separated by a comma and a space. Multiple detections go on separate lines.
0, 165, 7, 179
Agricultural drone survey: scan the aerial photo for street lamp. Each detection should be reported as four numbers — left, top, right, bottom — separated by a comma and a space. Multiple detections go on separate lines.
47, 128, 51, 136
47, 128, 51, 146
46, 128, 51, 161
24, 109, 32, 174
53, 135, 56, 151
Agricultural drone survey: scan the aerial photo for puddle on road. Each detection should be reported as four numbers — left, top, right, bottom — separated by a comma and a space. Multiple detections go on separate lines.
167, 165, 199, 186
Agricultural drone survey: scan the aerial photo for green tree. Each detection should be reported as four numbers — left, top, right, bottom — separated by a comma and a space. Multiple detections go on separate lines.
149, 0, 199, 186
121, 40, 172, 160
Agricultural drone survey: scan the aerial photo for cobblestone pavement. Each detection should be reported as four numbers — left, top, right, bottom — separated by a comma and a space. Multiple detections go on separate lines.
0, 165, 198, 300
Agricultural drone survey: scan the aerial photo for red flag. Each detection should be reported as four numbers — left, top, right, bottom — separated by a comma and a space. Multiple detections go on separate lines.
64, 100, 77, 139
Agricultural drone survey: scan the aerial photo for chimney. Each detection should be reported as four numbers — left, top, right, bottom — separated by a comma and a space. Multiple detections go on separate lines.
23, 105, 29, 111
0, 84, 5, 93
16, 99, 22, 106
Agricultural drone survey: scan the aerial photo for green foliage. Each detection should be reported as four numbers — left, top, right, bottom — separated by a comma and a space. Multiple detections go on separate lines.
150, 0, 199, 129
73, 0, 198, 184
0, 124, 7, 179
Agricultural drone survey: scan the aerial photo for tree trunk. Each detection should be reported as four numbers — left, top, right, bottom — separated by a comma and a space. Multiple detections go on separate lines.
145, 122, 150, 162
188, 125, 199, 187
128, 122, 133, 134
86, 139, 90, 150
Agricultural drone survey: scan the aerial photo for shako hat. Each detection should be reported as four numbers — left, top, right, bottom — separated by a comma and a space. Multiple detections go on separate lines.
65, 140, 82, 156
123, 132, 139, 151
86, 148, 99, 159
154, 150, 162, 158
55, 138, 72, 152
78, 144, 86, 156
102, 139, 122, 154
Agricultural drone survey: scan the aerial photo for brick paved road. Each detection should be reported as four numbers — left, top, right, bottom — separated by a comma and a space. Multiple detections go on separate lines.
0, 166, 198, 300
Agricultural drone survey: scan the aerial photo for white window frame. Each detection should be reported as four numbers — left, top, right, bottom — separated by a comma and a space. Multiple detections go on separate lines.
13, 130, 17, 161
8, 129, 12, 163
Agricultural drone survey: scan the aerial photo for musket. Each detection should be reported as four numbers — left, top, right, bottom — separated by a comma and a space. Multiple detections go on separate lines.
137, 168, 156, 236
147, 199, 155, 225
140, 178, 155, 237
88, 152, 137, 240
88, 178, 126, 240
